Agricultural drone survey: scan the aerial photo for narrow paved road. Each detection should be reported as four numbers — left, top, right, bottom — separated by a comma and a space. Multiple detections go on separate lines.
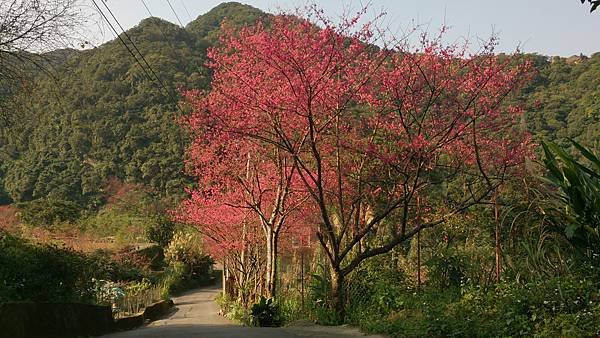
102, 282, 383, 338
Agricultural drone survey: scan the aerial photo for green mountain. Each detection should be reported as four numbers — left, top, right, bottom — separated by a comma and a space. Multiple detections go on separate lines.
0, 2, 264, 206
0, 2, 597, 208
522, 54, 600, 149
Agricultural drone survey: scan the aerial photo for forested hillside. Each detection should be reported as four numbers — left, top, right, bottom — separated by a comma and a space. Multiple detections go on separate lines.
0, 2, 264, 207
523, 54, 600, 148
0, 2, 597, 208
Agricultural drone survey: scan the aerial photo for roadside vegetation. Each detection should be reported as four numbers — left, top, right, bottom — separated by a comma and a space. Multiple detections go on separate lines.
0, 181, 214, 318
0, 2, 599, 337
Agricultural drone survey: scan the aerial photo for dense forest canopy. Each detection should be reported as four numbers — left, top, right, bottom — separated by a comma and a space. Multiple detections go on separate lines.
0, 2, 264, 206
0, 2, 597, 208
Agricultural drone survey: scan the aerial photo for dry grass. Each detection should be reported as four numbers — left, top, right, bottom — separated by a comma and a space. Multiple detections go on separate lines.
0, 205, 20, 232
16, 225, 141, 253
1, 188, 150, 253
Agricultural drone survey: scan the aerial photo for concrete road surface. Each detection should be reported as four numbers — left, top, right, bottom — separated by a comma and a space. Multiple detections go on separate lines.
102, 282, 383, 338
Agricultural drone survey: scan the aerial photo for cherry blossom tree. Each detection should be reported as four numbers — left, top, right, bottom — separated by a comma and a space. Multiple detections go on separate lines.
176, 94, 309, 299
183, 7, 533, 317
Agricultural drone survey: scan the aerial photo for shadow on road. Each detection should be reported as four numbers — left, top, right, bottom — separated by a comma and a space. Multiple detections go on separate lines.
104, 324, 305, 338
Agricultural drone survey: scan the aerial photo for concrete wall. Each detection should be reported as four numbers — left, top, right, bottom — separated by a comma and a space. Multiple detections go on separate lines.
0, 299, 174, 337
0, 302, 114, 338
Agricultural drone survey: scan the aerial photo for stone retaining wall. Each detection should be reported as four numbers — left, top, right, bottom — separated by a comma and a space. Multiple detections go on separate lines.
0, 299, 174, 338
0, 302, 114, 338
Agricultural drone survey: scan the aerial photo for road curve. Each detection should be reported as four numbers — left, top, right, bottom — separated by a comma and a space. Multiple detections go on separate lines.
102, 282, 383, 338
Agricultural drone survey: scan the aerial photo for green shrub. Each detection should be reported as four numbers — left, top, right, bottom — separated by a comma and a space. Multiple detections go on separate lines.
354, 277, 600, 338
250, 297, 282, 327
160, 262, 186, 293
343, 255, 409, 325
276, 292, 304, 323
86, 249, 148, 282
77, 207, 146, 243
16, 198, 82, 226
334, 248, 600, 338
145, 215, 177, 248
136, 244, 166, 270
0, 231, 155, 304
542, 140, 600, 252
426, 254, 465, 288
0, 231, 97, 303
305, 263, 344, 325
215, 292, 251, 324
164, 230, 213, 284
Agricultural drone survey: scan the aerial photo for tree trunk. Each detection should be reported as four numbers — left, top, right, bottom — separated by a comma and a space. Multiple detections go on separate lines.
300, 251, 305, 310
494, 193, 501, 283
222, 259, 227, 296
265, 229, 278, 298
331, 268, 345, 323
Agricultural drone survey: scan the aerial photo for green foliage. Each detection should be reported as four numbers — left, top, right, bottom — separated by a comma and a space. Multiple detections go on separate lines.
77, 187, 163, 243
159, 263, 187, 294
542, 139, 600, 246
350, 275, 600, 337
161, 230, 214, 292
0, 231, 89, 302
249, 296, 282, 327
164, 230, 213, 275
0, 3, 264, 208
305, 262, 344, 325
505, 230, 574, 281
215, 292, 251, 324
77, 207, 146, 243
85, 249, 148, 282
0, 231, 148, 303
145, 215, 177, 247
134, 244, 166, 271
186, 2, 265, 43
276, 294, 304, 323
426, 255, 465, 288
520, 53, 600, 149
16, 198, 82, 226
333, 191, 600, 337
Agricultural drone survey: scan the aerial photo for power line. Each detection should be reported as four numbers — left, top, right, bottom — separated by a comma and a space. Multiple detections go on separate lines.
180, 0, 193, 21
91, 0, 157, 92
99, 1, 173, 97
140, 0, 153, 16
138, 0, 178, 49
165, 0, 184, 27
93, 0, 185, 115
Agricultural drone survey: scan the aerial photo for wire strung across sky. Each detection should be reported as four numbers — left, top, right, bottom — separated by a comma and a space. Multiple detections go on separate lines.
166, 0, 184, 27
91, 0, 185, 115
140, 0, 153, 17
180, 0, 193, 21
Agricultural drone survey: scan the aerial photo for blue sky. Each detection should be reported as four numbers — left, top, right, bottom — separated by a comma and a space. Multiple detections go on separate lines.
94, 0, 600, 56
